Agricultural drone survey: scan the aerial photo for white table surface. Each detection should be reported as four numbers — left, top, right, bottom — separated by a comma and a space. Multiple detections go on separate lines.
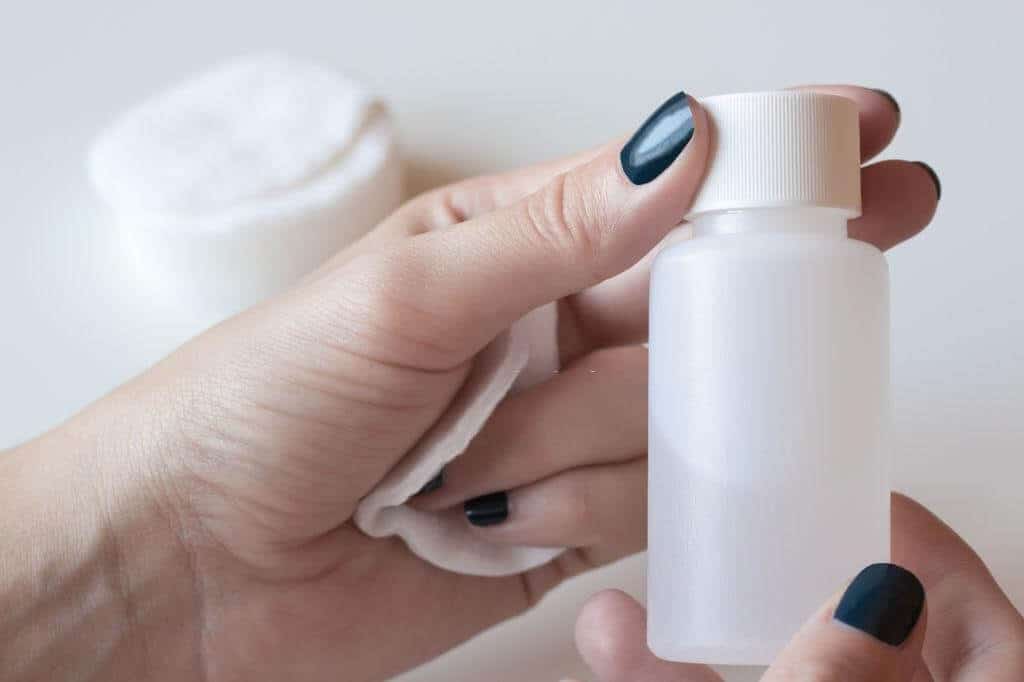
2, 1, 1022, 680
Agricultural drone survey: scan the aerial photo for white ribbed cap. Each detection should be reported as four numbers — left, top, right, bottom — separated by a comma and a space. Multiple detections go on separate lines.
686, 91, 861, 218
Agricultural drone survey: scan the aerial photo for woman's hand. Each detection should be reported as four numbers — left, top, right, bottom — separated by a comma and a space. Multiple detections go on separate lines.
411, 84, 938, 565
1, 85, 938, 682
570, 494, 1024, 681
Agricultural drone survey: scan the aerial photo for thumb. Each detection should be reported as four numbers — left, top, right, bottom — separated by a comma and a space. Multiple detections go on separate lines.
764, 563, 928, 682
340, 90, 709, 365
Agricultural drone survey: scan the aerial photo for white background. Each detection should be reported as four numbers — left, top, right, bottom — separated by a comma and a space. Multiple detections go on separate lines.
1, 1, 1022, 680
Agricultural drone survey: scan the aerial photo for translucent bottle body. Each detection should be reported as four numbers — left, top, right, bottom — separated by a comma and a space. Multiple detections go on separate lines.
647, 207, 890, 664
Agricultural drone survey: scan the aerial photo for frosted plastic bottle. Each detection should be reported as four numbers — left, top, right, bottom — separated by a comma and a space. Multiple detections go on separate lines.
647, 91, 890, 665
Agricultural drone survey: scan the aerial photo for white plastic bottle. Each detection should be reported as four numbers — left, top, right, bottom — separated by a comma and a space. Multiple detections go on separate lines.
647, 91, 890, 664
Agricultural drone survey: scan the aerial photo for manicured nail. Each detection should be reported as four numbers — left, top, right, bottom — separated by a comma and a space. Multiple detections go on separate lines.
415, 468, 445, 496
914, 161, 942, 201
873, 88, 901, 117
834, 563, 925, 646
464, 491, 508, 527
620, 90, 695, 185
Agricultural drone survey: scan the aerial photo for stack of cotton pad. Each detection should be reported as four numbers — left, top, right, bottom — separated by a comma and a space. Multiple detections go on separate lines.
89, 53, 402, 314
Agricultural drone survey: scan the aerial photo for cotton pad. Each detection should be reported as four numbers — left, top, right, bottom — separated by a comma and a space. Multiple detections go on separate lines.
88, 53, 402, 314
354, 303, 563, 576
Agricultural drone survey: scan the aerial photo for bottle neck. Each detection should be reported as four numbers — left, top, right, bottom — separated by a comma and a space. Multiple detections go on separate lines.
688, 207, 851, 238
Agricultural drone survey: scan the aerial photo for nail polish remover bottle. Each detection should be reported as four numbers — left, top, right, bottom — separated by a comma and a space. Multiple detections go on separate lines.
647, 91, 889, 664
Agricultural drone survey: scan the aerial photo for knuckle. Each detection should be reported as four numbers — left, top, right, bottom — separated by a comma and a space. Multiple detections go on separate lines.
561, 474, 600, 542
522, 172, 604, 274
400, 187, 467, 232
334, 250, 468, 370
397, 174, 501, 233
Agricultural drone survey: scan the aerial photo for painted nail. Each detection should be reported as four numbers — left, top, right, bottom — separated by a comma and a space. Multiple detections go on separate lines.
834, 563, 925, 646
464, 491, 508, 527
873, 88, 901, 117
620, 90, 695, 185
914, 161, 942, 201
415, 468, 445, 496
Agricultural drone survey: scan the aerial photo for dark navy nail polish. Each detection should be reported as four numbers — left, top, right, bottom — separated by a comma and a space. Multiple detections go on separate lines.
873, 88, 901, 116
620, 91, 695, 185
914, 161, 942, 201
464, 491, 508, 527
415, 468, 445, 496
834, 563, 925, 646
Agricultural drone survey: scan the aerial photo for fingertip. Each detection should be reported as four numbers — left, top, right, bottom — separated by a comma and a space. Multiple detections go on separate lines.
859, 87, 902, 160
686, 93, 711, 156
833, 563, 926, 648
577, 589, 644, 634
852, 159, 939, 250
575, 590, 648, 677
912, 161, 942, 201
766, 563, 927, 681
607, 89, 710, 257
686, 93, 712, 188
618, 91, 708, 188
872, 88, 902, 119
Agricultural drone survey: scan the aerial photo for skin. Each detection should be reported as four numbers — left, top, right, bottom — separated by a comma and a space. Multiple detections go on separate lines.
1, 84, 1003, 682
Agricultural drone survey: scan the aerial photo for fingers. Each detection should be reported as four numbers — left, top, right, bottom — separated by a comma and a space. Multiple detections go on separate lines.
567, 157, 940, 351
892, 494, 1024, 681
764, 563, 928, 682
320, 86, 900, 287
574, 590, 722, 682
325, 84, 927, 366
577, 567, 926, 682
462, 459, 646, 564
849, 161, 939, 250
325, 93, 710, 369
563, 85, 926, 353
394, 84, 899, 236
413, 345, 647, 511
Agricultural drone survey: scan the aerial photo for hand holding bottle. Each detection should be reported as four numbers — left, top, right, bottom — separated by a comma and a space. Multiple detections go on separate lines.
571, 494, 1024, 681
2, 85, 940, 681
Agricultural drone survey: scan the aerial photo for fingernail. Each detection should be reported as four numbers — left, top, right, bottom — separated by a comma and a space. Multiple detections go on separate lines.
464, 491, 508, 527
415, 468, 445, 496
620, 90, 695, 185
872, 88, 901, 117
834, 563, 925, 646
914, 161, 942, 201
